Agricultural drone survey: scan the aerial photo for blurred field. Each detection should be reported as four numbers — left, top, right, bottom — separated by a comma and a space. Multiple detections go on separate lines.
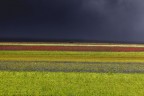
1, 72, 144, 96
1, 61, 144, 73
0, 51, 144, 62
1, 43, 144, 95
1, 42, 144, 51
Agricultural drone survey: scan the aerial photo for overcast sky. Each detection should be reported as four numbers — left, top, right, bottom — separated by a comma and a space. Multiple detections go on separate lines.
0, 0, 144, 43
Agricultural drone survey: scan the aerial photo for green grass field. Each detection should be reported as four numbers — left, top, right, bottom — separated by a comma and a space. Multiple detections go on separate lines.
1, 72, 144, 96
0, 50, 144, 95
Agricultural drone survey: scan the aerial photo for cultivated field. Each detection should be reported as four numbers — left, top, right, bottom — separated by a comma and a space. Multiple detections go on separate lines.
1, 72, 144, 96
0, 42, 144, 95
1, 42, 144, 52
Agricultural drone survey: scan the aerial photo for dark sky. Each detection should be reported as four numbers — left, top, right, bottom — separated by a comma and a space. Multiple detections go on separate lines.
0, 0, 144, 43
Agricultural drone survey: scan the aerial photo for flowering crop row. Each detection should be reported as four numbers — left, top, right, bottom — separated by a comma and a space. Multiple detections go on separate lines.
0, 45, 144, 52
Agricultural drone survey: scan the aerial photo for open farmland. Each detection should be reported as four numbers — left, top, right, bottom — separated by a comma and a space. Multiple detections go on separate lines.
0, 51, 144, 73
0, 42, 144, 95
1, 72, 144, 96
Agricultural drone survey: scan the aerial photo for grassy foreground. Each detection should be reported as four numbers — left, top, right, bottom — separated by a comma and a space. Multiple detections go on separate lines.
1, 71, 144, 96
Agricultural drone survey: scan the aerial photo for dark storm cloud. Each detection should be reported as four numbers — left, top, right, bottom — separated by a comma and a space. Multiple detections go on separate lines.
81, 0, 141, 41
0, 0, 144, 43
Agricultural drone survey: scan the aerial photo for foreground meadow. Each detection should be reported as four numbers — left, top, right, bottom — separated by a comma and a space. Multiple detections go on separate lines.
1, 72, 144, 96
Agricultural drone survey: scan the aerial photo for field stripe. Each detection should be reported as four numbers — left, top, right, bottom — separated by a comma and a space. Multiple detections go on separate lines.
0, 51, 144, 62
1, 42, 144, 47
0, 61, 144, 73
1, 45, 144, 52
